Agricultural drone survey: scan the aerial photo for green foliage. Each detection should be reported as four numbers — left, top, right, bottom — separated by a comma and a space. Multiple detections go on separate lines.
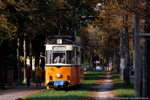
0, 7, 17, 44
0, 0, 97, 43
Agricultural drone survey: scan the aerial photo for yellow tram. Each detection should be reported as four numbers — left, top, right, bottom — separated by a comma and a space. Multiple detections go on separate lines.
45, 37, 84, 89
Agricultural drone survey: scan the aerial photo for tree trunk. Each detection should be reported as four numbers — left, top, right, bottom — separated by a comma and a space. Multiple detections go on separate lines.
29, 40, 32, 69
113, 52, 115, 71
89, 49, 94, 71
142, 1, 150, 98
35, 51, 40, 66
102, 58, 104, 70
146, 41, 150, 98
134, 12, 141, 97
124, 15, 130, 86
142, 40, 148, 97
0, 43, 5, 89
120, 17, 124, 80
17, 38, 21, 83
90, 57, 93, 71
23, 38, 27, 83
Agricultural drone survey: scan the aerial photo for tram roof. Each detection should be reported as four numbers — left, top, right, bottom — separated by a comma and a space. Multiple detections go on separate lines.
46, 38, 82, 46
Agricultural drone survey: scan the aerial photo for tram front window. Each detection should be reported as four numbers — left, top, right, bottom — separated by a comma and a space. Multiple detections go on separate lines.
46, 48, 74, 64
53, 53, 65, 64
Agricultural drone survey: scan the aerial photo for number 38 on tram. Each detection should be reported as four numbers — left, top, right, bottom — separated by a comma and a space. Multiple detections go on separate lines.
45, 37, 84, 89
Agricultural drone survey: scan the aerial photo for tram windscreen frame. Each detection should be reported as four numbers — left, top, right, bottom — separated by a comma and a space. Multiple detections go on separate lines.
46, 47, 75, 65
46, 50, 51, 64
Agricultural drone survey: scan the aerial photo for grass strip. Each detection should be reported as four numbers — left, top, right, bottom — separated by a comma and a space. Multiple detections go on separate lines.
112, 71, 135, 99
21, 71, 105, 100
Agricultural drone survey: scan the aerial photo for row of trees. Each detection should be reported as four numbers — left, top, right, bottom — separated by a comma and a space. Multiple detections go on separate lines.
0, 0, 97, 89
76, 0, 150, 98
88, 0, 150, 98
0, 0, 94, 89
0, 0, 150, 98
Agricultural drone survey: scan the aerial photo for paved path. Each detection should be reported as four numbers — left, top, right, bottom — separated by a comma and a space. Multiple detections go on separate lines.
90, 72, 115, 100
0, 84, 45, 100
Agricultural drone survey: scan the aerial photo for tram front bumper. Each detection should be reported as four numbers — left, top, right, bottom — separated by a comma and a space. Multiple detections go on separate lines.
48, 80, 70, 87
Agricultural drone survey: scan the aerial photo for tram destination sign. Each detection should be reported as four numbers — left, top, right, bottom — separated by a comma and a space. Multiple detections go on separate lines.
53, 46, 66, 51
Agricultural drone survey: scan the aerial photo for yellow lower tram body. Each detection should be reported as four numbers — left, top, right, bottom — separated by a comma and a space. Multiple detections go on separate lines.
45, 65, 84, 89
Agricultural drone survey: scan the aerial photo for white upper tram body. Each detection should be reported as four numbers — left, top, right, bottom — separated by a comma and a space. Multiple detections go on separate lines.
45, 38, 83, 66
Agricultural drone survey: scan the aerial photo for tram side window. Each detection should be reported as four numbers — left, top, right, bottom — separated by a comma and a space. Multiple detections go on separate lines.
53, 53, 65, 63
67, 51, 74, 64
46, 50, 51, 64
81, 49, 84, 64
75, 47, 80, 65
77, 51, 80, 65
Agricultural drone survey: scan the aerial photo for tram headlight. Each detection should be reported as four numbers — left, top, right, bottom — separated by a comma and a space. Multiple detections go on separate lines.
56, 73, 61, 78
47, 80, 50, 84
68, 80, 70, 83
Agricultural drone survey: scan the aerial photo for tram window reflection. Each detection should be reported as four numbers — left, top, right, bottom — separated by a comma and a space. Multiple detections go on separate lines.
53, 53, 65, 64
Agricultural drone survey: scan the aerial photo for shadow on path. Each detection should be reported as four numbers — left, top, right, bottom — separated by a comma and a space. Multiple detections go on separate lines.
0, 84, 45, 100
89, 72, 115, 100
